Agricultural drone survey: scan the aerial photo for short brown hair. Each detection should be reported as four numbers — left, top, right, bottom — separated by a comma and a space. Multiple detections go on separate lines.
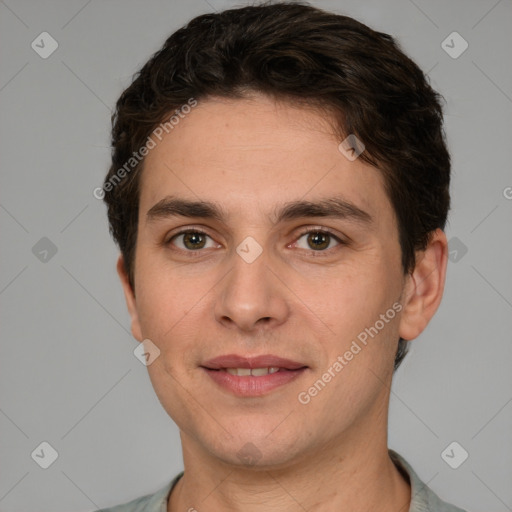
103, 1, 451, 370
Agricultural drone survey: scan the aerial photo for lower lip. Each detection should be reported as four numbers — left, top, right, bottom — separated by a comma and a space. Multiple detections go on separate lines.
202, 367, 307, 397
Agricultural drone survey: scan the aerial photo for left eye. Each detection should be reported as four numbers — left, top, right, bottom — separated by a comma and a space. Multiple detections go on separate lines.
295, 231, 340, 251
170, 231, 217, 250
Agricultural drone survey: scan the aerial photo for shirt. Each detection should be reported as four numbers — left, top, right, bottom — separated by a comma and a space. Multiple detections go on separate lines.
97, 450, 468, 512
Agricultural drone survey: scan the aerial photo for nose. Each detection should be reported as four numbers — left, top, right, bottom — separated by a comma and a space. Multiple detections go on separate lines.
214, 248, 290, 333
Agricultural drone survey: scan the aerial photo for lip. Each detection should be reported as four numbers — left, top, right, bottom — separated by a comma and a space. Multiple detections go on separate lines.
202, 354, 307, 370
201, 354, 308, 397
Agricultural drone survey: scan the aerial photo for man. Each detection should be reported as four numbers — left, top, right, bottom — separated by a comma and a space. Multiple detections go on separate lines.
98, 2, 467, 510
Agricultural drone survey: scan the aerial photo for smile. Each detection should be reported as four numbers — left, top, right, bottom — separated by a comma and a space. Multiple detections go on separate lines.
223, 367, 281, 376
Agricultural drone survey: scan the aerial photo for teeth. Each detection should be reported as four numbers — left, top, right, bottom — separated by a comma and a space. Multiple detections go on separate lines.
227, 368, 251, 376
225, 367, 281, 376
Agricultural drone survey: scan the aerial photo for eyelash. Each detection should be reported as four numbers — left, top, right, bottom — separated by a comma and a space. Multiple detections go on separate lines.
164, 228, 209, 250
165, 227, 345, 256
294, 228, 344, 252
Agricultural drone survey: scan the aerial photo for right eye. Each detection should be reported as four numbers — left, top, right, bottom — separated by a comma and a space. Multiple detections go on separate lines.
168, 230, 218, 251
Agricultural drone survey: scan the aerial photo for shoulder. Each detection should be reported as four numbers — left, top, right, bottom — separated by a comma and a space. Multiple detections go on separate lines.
97, 472, 183, 512
389, 450, 469, 512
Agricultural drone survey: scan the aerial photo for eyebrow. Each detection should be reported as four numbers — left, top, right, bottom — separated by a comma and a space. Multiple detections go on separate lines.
146, 196, 372, 225
275, 197, 372, 225
146, 196, 226, 224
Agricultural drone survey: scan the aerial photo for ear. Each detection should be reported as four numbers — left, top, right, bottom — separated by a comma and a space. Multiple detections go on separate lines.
398, 229, 448, 341
116, 255, 143, 342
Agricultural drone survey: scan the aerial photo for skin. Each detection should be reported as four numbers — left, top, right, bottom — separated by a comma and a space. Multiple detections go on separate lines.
117, 93, 448, 511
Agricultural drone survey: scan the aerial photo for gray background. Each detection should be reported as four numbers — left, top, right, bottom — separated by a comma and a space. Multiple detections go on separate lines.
1, 0, 511, 510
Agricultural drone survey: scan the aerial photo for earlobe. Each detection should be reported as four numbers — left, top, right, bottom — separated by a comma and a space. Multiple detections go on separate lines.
116, 255, 143, 342
398, 229, 448, 341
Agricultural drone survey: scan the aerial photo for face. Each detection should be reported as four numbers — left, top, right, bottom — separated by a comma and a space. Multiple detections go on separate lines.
118, 93, 437, 469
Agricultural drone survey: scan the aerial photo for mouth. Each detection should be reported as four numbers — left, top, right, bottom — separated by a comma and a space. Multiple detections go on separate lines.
202, 353, 307, 371
211, 367, 297, 376
200, 354, 309, 397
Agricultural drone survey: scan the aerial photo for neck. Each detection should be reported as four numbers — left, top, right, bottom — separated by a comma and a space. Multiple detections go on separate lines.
168, 423, 410, 511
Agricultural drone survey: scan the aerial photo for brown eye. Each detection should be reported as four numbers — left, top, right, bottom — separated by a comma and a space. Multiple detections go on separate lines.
183, 232, 206, 249
295, 230, 340, 251
307, 232, 330, 250
170, 231, 215, 251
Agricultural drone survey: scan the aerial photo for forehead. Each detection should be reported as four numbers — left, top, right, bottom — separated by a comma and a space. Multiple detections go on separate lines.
139, 94, 392, 226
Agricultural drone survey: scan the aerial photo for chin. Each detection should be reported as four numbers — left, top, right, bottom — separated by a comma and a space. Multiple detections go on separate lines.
202, 427, 304, 469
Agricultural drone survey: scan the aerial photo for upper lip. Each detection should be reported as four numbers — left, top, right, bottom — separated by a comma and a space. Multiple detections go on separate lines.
201, 354, 307, 370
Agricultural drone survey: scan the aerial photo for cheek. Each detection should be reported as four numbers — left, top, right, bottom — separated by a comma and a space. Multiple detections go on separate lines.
299, 258, 397, 331
304, 257, 403, 370
136, 283, 193, 343
133, 269, 180, 346
133, 256, 218, 361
